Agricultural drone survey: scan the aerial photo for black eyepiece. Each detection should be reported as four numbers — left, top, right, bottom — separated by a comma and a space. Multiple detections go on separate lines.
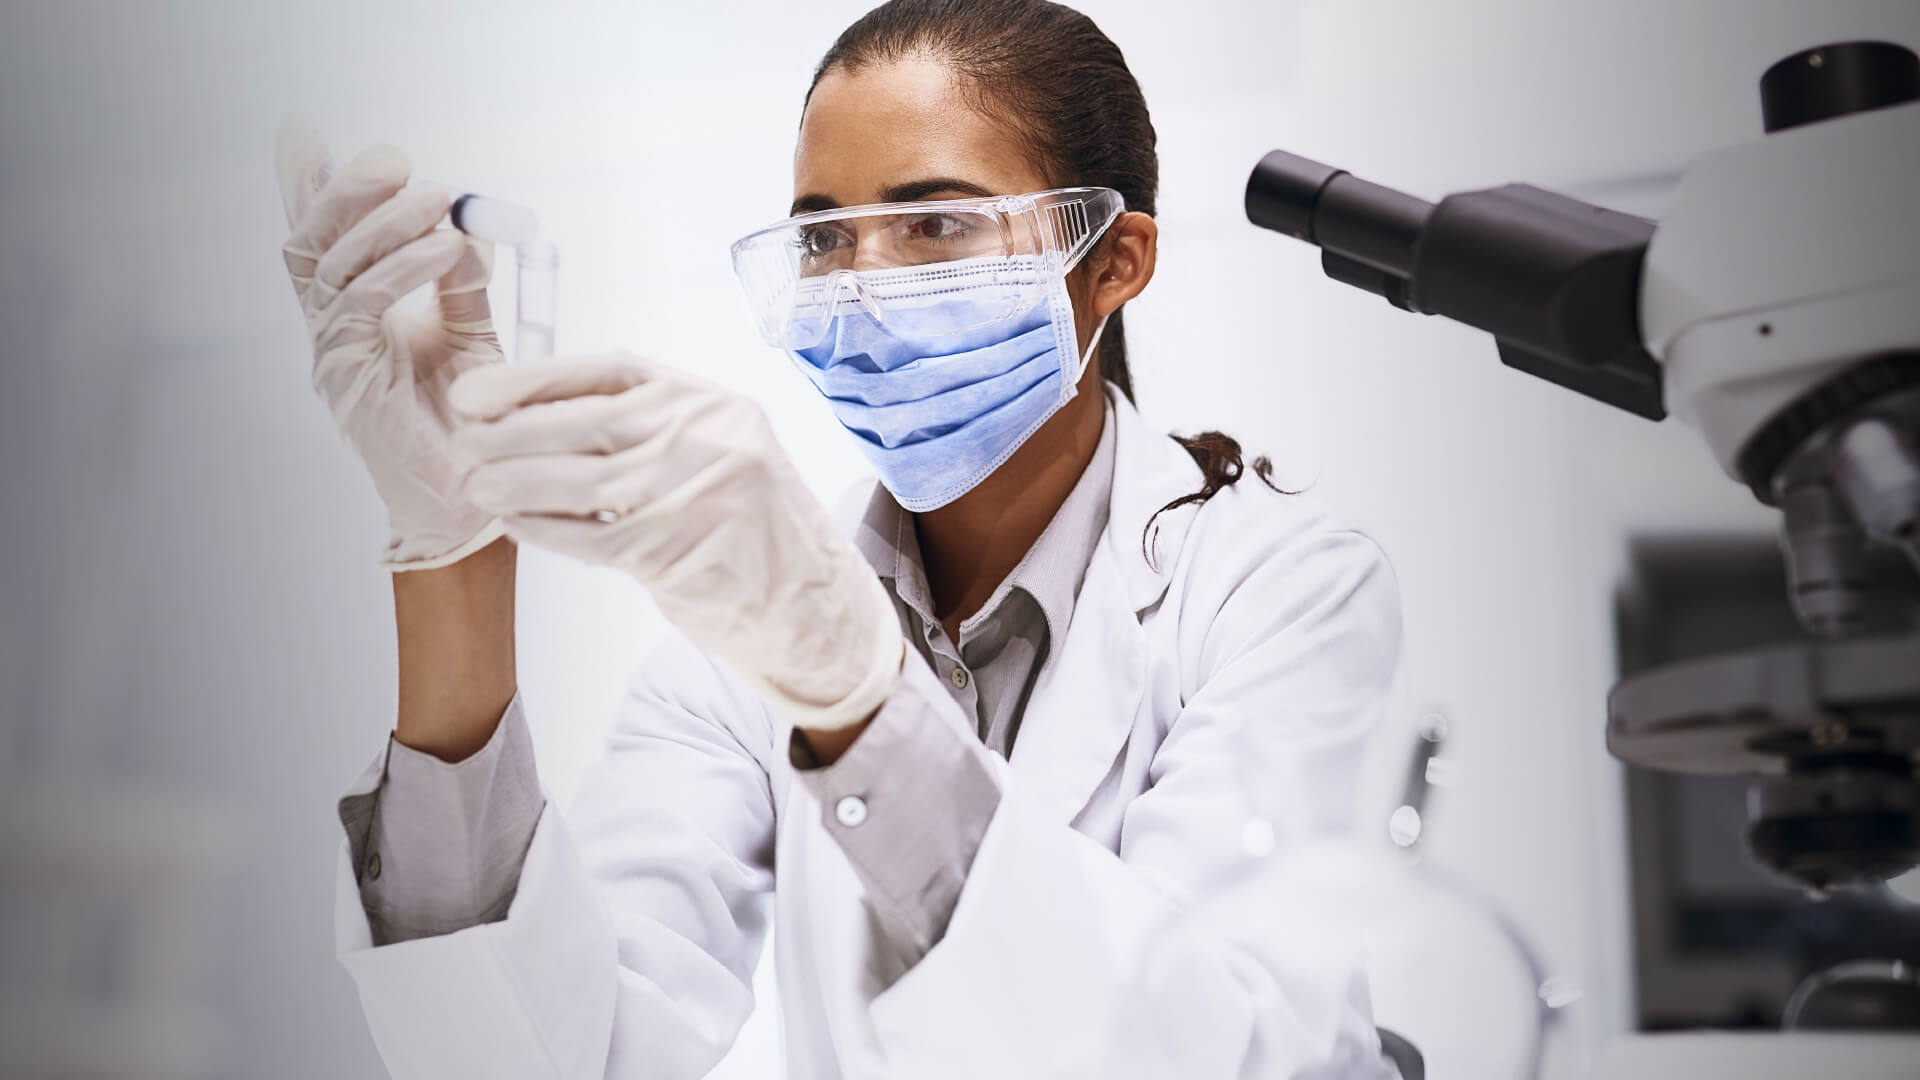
1761, 40, 1920, 134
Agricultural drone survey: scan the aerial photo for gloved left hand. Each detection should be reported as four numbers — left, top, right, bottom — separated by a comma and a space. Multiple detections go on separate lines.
447, 352, 904, 731
275, 115, 506, 570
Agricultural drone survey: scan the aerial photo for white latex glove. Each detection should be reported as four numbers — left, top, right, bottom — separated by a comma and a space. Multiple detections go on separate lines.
274, 115, 506, 570
447, 352, 904, 730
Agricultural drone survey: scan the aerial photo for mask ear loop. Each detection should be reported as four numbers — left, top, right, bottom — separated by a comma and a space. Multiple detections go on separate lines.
1054, 192, 1123, 386
1073, 311, 1112, 384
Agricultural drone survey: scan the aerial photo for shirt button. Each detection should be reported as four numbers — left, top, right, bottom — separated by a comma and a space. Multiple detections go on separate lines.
950, 666, 970, 690
835, 795, 869, 828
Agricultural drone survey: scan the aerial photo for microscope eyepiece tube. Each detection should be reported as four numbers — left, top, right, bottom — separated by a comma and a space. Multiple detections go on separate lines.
1245, 150, 1434, 278
1313, 174, 1434, 279
1243, 147, 1664, 419
1245, 150, 1343, 240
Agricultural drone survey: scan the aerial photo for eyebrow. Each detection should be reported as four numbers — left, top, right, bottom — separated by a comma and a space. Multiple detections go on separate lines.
789, 177, 1000, 216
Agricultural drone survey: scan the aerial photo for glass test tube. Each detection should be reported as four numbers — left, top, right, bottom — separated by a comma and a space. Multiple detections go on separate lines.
449, 194, 555, 362
514, 240, 558, 362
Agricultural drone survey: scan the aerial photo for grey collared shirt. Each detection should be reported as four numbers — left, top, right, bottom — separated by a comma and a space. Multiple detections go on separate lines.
342, 398, 1117, 958
846, 396, 1115, 758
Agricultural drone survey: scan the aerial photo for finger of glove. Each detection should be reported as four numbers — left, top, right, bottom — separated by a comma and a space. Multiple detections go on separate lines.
450, 379, 683, 466
309, 187, 453, 313
283, 142, 411, 291
464, 441, 681, 519
448, 351, 659, 422
320, 229, 469, 344
496, 509, 728, 592
438, 236, 495, 329
274, 113, 333, 231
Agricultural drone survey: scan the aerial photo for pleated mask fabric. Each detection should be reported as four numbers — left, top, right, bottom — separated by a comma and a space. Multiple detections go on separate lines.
791, 257, 1096, 511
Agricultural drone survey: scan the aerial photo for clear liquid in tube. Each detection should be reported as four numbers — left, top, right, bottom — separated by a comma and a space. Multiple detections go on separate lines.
516, 322, 555, 363
514, 241, 559, 362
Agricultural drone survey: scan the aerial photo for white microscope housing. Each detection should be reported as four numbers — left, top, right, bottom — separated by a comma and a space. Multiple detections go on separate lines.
1647, 97, 1920, 492
1246, 38, 1920, 1080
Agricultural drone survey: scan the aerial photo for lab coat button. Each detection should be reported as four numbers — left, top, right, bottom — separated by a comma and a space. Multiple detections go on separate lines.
834, 795, 868, 827
950, 666, 970, 690
366, 853, 382, 881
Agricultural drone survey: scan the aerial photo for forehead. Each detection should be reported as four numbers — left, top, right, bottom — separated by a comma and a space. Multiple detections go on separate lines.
794, 56, 1051, 207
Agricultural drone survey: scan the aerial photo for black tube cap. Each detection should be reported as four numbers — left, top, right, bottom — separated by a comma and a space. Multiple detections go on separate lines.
1761, 41, 1920, 134
448, 193, 475, 233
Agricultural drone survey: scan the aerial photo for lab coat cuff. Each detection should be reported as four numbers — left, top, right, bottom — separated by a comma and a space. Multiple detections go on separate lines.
336, 692, 546, 945
334, 802, 620, 1080
791, 653, 1001, 956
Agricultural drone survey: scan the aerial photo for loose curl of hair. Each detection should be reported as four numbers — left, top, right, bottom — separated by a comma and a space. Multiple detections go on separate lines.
811, 0, 1286, 562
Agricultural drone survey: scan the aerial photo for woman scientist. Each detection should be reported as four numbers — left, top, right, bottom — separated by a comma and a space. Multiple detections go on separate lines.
276, 1, 1402, 1076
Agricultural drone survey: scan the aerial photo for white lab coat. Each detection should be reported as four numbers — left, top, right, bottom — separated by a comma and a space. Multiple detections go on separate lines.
335, 387, 1403, 1079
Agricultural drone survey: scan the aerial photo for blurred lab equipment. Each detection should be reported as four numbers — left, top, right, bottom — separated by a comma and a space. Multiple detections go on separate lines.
1369, 712, 1570, 1080
1246, 39, 1920, 1079
0, 774, 242, 1079
1115, 709, 1569, 1080
1784, 960, 1920, 1030
1616, 538, 1920, 1034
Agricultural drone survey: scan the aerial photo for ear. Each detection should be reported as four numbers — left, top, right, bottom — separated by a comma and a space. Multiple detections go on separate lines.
1089, 211, 1158, 319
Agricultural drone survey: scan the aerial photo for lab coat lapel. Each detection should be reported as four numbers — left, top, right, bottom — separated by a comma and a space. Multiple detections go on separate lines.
1007, 387, 1203, 824
1007, 543, 1142, 823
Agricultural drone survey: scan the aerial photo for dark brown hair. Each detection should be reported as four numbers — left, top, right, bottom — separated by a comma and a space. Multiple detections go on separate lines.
810, 0, 1280, 558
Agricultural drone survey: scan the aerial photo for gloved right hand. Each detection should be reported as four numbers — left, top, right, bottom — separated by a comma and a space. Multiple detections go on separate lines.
447, 353, 906, 731
274, 115, 506, 570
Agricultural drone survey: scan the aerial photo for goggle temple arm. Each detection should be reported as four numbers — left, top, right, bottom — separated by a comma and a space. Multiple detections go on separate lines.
1047, 188, 1127, 275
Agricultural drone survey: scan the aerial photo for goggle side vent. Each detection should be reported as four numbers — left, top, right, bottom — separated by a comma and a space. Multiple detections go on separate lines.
1044, 200, 1090, 257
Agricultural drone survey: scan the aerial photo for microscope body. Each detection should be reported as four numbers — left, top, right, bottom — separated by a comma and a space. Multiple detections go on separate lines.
1608, 54, 1920, 902
1247, 39, 1920, 1080
1646, 97, 1920, 496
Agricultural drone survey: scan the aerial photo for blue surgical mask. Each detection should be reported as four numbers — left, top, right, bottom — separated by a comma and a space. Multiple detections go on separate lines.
791, 268, 1108, 512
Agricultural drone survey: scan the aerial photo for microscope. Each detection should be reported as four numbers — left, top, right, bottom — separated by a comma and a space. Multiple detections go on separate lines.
1247, 41, 1920, 1079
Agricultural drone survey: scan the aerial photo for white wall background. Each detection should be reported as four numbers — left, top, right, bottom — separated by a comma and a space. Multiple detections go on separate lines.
2, 1, 1916, 1077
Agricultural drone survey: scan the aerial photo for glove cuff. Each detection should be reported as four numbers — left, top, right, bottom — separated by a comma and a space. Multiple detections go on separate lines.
380, 518, 509, 573
768, 571, 905, 732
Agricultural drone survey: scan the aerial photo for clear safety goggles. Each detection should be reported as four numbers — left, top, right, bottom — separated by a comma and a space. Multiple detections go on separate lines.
729, 186, 1124, 349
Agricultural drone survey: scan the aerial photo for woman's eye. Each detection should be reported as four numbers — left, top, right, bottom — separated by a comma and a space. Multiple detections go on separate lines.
903, 214, 970, 242
796, 226, 850, 259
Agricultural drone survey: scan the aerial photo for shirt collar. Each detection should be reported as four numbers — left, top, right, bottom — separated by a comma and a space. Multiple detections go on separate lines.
853, 394, 1118, 643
